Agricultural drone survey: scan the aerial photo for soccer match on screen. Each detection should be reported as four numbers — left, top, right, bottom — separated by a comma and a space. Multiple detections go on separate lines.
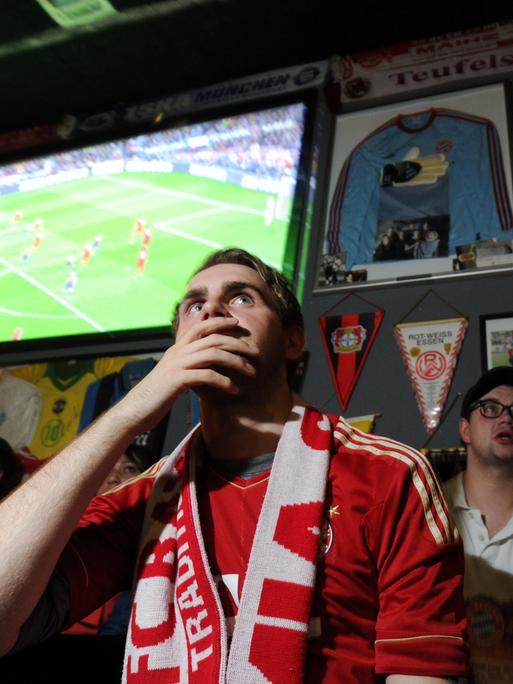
0, 103, 305, 345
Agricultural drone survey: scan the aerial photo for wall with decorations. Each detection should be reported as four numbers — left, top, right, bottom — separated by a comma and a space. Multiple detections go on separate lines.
296, 27, 513, 453
302, 270, 513, 450
3, 22, 513, 465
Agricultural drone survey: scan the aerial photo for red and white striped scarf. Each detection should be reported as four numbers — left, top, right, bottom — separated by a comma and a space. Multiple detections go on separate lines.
123, 405, 332, 683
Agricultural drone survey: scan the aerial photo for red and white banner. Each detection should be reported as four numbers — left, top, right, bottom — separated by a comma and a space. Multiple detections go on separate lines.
334, 21, 513, 105
394, 318, 467, 432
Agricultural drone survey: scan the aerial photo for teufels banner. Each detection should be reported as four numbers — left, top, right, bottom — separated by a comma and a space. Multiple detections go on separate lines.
394, 318, 468, 432
319, 311, 383, 410
334, 22, 513, 105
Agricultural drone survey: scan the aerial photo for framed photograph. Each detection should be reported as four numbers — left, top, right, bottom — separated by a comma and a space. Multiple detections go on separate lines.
315, 251, 368, 288
316, 82, 513, 291
453, 238, 513, 271
480, 312, 513, 370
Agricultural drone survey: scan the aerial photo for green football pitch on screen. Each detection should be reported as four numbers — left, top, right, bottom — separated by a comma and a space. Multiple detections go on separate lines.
0, 171, 292, 344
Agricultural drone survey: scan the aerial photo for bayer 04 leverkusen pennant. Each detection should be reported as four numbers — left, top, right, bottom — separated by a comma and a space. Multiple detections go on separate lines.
319, 311, 384, 410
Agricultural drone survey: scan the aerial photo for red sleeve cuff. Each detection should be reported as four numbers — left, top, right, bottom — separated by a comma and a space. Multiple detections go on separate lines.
375, 633, 469, 677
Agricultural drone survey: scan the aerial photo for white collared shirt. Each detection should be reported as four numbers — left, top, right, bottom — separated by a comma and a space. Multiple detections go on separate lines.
445, 471, 513, 684
445, 471, 513, 600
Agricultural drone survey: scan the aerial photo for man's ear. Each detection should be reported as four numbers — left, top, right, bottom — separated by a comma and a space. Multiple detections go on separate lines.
284, 325, 306, 362
459, 417, 471, 446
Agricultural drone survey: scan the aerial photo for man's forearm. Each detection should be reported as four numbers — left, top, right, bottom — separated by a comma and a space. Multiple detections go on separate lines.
0, 401, 139, 655
0, 315, 260, 655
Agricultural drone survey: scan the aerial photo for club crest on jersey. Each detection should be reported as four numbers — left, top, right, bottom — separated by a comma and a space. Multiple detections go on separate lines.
331, 325, 367, 354
435, 138, 454, 154
467, 597, 504, 647
318, 518, 333, 558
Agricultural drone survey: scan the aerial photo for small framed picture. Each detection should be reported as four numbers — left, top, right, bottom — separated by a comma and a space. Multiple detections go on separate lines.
480, 313, 513, 370
453, 238, 513, 271
315, 251, 367, 289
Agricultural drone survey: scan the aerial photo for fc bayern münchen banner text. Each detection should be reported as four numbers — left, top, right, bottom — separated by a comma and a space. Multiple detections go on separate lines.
0, 60, 328, 156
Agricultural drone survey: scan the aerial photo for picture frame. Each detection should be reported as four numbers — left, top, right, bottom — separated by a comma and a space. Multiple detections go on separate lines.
315, 82, 513, 291
480, 312, 513, 371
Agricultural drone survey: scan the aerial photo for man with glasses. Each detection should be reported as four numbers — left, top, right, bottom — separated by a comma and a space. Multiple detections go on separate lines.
445, 366, 513, 683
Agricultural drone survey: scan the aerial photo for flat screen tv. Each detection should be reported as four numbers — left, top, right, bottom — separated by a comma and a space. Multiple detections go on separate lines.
0, 95, 315, 364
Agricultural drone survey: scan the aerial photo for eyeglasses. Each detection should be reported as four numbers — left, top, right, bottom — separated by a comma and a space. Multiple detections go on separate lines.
470, 399, 513, 420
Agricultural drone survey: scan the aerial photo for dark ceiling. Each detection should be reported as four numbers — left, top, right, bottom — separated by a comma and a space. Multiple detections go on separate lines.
2, 1, 513, 134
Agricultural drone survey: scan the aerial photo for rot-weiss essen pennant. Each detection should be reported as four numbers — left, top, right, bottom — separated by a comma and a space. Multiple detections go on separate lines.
394, 318, 468, 432
319, 311, 384, 410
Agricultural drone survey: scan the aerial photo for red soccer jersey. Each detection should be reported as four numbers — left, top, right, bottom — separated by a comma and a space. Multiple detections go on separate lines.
197, 462, 270, 633
305, 432, 466, 682
58, 416, 467, 682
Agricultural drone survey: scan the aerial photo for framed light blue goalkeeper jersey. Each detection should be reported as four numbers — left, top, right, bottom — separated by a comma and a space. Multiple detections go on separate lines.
327, 108, 513, 268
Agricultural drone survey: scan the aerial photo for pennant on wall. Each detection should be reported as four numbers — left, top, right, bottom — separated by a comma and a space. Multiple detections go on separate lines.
394, 318, 468, 432
319, 311, 384, 410
346, 413, 381, 434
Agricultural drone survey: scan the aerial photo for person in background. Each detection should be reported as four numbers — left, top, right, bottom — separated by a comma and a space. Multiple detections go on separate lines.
445, 366, 513, 684
97, 446, 145, 496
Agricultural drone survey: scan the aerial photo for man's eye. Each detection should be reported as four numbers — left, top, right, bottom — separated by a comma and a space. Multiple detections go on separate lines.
123, 465, 139, 475
188, 302, 204, 314
232, 294, 252, 305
